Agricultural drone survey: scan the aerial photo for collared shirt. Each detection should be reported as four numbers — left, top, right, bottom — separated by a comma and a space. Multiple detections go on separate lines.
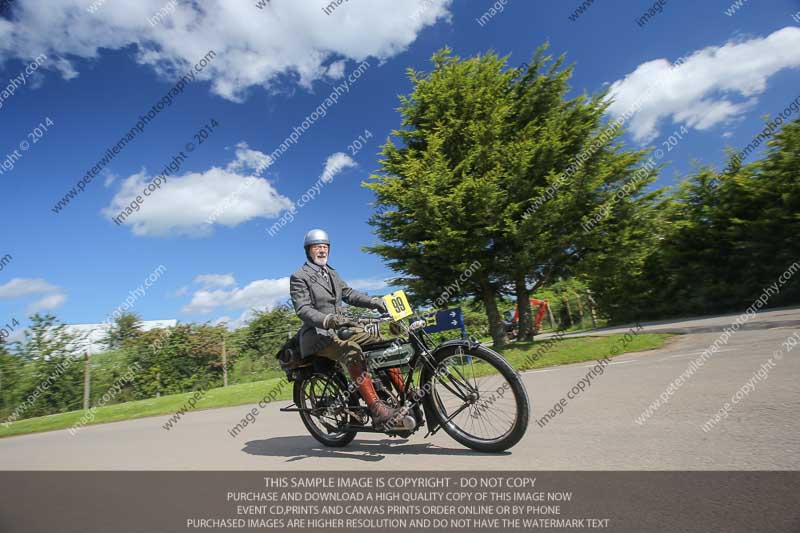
305, 260, 331, 287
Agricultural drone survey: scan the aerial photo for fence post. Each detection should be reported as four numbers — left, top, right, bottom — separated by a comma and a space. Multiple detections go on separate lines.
83, 352, 91, 410
222, 336, 228, 388
575, 294, 586, 329
563, 297, 574, 327
586, 289, 598, 329
546, 301, 556, 330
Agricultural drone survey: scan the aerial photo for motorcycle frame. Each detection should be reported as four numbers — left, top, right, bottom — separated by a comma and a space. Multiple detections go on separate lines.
280, 314, 484, 437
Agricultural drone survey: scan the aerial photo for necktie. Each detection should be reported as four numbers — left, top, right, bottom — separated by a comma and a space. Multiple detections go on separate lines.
320, 267, 332, 291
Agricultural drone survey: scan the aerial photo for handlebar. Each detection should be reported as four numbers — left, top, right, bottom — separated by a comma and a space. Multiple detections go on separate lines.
336, 314, 392, 340
359, 313, 394, 323
336, 313, 427, 339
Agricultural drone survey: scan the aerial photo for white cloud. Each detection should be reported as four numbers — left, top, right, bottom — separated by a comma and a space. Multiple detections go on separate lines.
182, 277, 290, 315
226, 142, 272, 173
182, 271, 390, 327
194, 273, 236, 288
348, 277, 389, 291
326, 60, 346, 79
216, 309, 260, 330
606, 27, 800, 142
26, 293, 67, 314
103, 173, 118, 188
101, 146, 294, 236
173, 286, 189, 297
0, 0, 452, 101
0, 278, 59, 299
0, 278, 67, 314
320, 152, 357, 182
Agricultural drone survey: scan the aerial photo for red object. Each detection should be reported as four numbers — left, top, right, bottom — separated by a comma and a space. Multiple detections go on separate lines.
512, 299, 548, 332
386, 367, 406, 393
347, 362, 380, 406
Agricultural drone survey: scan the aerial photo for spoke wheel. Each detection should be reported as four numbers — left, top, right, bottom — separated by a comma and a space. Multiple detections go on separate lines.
294, 372, 357, 447
423, 345, 530, 452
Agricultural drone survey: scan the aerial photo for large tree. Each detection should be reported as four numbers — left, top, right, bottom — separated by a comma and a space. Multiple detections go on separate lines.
586, 118, 800, 321
365, 45, 658, 346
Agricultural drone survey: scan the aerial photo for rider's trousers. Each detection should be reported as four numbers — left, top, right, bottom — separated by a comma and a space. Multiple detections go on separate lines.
316, 326, 382, 365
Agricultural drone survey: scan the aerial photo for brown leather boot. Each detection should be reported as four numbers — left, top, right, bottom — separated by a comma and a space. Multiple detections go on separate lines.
347, 361, 400, 427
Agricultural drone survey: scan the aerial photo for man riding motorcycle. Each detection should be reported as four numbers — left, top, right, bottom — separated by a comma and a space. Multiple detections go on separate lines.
289, 229, 408, 428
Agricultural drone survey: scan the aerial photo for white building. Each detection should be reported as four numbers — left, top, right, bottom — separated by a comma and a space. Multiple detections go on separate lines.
64, 319, 177, 355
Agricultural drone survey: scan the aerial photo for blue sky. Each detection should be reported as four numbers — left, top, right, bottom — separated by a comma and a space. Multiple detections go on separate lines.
0, 0, 799, 336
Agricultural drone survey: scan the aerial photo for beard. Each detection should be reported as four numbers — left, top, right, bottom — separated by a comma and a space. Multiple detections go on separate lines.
312, 255, 328, 267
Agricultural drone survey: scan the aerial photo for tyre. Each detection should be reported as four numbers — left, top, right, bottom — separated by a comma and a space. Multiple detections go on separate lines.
293, 372, 357, 447
422, 344, 530, 452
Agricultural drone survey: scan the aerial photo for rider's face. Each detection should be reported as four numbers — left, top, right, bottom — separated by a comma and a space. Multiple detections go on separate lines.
309, 244, 329, 266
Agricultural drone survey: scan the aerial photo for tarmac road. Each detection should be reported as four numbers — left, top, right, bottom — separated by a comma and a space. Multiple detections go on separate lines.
0, 312, 797, 471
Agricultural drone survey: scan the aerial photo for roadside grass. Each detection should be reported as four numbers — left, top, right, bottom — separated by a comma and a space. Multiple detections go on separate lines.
0, 377, 292, 439
0, 333, 669, 439
449, 333, 669, 379
499, 333, 669, 371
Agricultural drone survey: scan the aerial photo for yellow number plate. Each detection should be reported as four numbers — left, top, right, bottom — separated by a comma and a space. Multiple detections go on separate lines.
383, 290, 413, 321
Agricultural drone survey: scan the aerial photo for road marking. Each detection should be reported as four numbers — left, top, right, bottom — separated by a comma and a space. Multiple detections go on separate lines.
521, 347, 740, 375
656, 347, 739, 361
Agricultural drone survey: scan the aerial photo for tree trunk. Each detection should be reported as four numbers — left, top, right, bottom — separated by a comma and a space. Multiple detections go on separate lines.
575, 294, 585, 329
515, 275, 534, 342
562, 297, 574, 327
480, 277, 507, 348
546, 302, 556, 330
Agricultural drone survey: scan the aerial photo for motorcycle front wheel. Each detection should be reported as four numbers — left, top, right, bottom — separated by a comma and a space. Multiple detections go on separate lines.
422, 344, 530, 452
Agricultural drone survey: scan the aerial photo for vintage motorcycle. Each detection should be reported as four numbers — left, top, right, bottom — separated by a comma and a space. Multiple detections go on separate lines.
278, 294, 530, 453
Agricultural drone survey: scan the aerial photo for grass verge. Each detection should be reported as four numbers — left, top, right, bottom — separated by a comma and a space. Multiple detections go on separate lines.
0, 332, 669, 439
498, 333, 669, 371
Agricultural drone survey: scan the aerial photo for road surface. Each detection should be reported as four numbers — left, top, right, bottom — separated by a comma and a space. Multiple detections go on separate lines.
0, 313, 797, 470
537, 306, 800, 338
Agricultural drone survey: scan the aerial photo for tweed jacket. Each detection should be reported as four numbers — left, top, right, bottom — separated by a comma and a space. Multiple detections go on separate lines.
289, 262, 378, 356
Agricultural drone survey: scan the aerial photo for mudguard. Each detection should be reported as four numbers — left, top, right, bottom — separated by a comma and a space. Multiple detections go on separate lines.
431, 338, 483, 357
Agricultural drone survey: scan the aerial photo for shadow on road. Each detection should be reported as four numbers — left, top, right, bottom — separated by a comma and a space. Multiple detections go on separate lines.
242, 435, 506, 462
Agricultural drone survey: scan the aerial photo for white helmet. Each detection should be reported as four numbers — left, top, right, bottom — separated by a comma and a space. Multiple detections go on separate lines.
303, 228, 330, 248
304, 229, 330, 261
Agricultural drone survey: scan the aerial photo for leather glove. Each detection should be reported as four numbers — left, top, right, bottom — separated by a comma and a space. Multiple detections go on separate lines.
324, 314, 355, 330
372, 297, 388, 314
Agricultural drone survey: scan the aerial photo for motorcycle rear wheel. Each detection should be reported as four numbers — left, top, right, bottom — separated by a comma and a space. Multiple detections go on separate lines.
294, 372, 357, 447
